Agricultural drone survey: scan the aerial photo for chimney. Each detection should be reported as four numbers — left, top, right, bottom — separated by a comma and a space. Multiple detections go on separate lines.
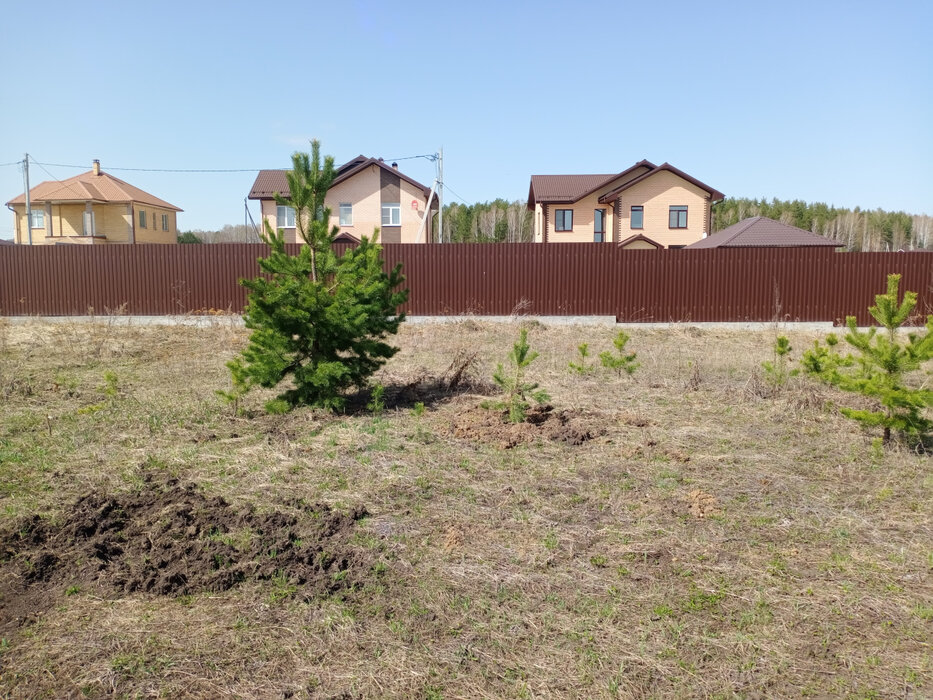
392, 162, 398, 169
92, 159, 101, 176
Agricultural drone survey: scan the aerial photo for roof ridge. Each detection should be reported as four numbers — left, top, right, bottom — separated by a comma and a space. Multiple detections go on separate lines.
718, 216, 759, 245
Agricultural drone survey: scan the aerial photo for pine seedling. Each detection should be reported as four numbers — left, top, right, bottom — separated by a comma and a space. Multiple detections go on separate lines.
762, 335, 797, 389
599, 330, 639, 377
801, 273, 933, 445
568, 343, 595, 374
488, 328, 550, 423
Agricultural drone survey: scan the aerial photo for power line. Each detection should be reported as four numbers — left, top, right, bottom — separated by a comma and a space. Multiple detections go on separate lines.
0, 161, 20, 167
30, 157, 90, 201
382, 153, 438, 162
443, 183, 471, 205
32, 161, 268, 173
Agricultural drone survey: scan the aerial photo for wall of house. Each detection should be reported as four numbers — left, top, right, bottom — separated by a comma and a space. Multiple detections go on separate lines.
133, 204, 177, 244
399, 178, 432, 243
258, 163, 431, 244
530, 165, 652, 243
11, 203, 134, 244
618, 171, 711, 248
536, 192, 616, 244
327, 166, 383, 241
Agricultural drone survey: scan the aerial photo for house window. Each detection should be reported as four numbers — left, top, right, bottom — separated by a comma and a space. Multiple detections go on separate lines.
29, 209, 44, 229
631, 206, 644, 229
339, 203, 353, 226
277, 205, 296, 228
669, 205, 688, 229
594, 208, 606, 243
139, 210, 147, 229
381, 203, 401, 227
555, 209, 573, 232
162, 214, 169, 231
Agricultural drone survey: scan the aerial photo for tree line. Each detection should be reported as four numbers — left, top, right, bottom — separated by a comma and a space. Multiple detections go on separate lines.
712, 198, 932, 252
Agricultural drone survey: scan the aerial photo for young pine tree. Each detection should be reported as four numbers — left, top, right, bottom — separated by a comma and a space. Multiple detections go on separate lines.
225, 140, 408, 412
489, 328, 550, 423
801, 274, 933, 444
599, 330, 639, 377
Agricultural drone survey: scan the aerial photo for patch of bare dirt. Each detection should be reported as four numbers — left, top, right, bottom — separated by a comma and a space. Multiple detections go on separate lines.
0, 472, 370, 633
451, 404, 600, 449
683, 489, 720, 518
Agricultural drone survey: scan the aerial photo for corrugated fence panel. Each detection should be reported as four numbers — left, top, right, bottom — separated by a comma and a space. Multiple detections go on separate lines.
2, 244, 933, 324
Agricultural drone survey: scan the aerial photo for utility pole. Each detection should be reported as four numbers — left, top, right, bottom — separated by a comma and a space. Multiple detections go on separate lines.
438, 147, 443, 243
23, 153, 32, 245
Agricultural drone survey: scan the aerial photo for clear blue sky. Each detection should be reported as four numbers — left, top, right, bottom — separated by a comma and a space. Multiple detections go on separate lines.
2, 0, 931, 239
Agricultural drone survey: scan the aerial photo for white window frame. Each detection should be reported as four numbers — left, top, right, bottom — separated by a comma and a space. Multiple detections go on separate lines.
339, 203, 353, 226
381, 203, 401, 227
162, 213, 169, 231
29, 208, 44, 229
276, 205, 296, 228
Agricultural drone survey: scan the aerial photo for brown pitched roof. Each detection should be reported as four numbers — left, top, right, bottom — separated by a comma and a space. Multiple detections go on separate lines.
526, 160, 657, 210
598, 162, 724, 203
527, 174, 618, 205
6, 168, 182, 211
248, 156, 433, 200
686, 216, 841, 249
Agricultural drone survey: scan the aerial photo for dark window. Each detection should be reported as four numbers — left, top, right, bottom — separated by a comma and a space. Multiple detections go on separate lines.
555, 209, 573, 232
594, 232, 604, 243
669, 205, 688, 229
594, 209, 606, 233
631, 206, 644, 229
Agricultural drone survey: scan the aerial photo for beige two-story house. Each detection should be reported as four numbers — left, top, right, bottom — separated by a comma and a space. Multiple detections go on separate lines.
248, 156, 438, 244
6, 160, 181, 245
527, 160, 723, 248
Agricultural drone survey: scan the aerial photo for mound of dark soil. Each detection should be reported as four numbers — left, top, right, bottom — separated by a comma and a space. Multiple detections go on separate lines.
451, 404, 599, 449
0, 472, 370, 632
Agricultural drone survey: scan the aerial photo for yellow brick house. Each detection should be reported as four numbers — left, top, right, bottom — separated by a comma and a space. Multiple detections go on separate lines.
6, 160, 182, 245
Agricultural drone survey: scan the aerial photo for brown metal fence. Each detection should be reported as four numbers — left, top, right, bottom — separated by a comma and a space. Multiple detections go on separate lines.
2, 243, 933, 325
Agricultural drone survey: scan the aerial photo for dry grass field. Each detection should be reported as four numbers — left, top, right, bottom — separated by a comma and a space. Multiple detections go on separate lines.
0, 317, 930, 699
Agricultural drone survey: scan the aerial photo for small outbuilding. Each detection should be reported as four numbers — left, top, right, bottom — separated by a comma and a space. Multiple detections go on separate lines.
687, 216, 841, 249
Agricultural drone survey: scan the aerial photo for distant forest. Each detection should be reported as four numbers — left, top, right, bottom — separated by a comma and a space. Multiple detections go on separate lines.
713, 198, 932, 252
186, 199, 931, 251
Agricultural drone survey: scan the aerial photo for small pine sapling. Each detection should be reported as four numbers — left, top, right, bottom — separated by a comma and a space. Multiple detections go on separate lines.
568, 343, 595, 374
801, 273, 933, 445
762, 335, 797, 389
600, 330, 639, 377
488, 327, 550, 423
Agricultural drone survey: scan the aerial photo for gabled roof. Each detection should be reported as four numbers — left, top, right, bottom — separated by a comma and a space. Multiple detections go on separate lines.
687, 216, 841, 249
618, 233, 663, 249
6, 168, 182, 211
248, 156, 433, 200
597, 162, 724, 203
